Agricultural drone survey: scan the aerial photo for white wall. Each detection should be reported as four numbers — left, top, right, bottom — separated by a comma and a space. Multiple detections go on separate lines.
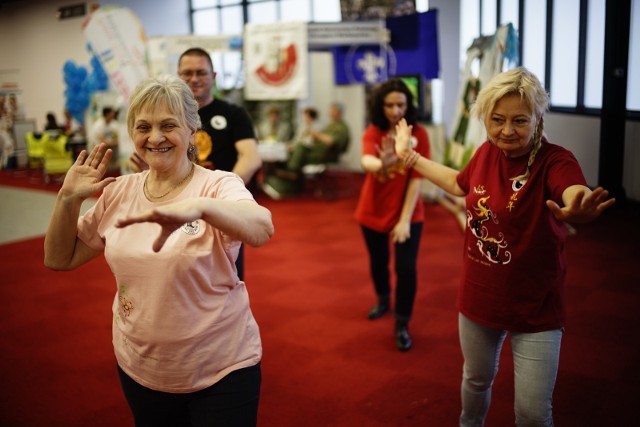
429, 0, 461, 132
0, 0, 190, 131
546, 114, 640, 201
0, 0, 95, 130
1, 0, 637, 200
545, 113, 601, 185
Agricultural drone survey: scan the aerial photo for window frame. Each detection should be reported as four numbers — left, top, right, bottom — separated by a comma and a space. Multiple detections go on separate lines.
472, 0, 639, 120
188, 0, 638, 120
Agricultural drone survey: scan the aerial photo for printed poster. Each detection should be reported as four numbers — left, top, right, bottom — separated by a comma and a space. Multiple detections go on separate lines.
244, 22, 308, 100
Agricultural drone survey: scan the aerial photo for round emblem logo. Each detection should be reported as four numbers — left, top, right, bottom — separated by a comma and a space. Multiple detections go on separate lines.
211, 115, 227, 130
181, 221, 200, 235
512, 178, 527, 192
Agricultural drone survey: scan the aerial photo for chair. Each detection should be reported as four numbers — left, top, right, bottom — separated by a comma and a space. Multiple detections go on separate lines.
42, 131, 72, 183
301, 132, 351, 199
25, 131, 47, 169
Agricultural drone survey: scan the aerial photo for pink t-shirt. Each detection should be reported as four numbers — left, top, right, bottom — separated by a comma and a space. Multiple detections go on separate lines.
77, 165, 262, 393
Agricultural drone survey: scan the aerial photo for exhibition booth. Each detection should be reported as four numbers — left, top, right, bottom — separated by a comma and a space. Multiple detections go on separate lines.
5, 4, 516, 202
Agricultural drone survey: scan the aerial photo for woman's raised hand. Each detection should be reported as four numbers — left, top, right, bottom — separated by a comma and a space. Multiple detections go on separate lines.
394, 118, 413, 157
115, 199, 204, 252
376, 134, 399, 169
128, 152, 149, 173
61, 143, 117, 200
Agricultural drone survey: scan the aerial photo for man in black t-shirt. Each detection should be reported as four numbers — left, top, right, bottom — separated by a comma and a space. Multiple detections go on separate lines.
130, 48, 262, 280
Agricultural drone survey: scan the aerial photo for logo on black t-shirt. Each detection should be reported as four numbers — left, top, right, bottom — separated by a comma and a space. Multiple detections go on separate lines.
211, 115, 227, 130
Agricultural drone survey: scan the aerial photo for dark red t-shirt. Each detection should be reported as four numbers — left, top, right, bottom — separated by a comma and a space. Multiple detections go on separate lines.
456, 138, 587, 332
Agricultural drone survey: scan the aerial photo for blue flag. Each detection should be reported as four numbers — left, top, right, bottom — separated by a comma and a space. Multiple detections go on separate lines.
333, 10, 439, 85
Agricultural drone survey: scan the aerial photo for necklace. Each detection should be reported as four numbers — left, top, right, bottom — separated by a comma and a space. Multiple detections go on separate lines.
144, 163, 195, 200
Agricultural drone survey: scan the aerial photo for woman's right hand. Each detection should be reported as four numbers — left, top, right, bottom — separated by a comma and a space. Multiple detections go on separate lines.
376, 134, 399, 169
60, 143, 117, 200
394, 118, 413, 158
129, 152, 149, 173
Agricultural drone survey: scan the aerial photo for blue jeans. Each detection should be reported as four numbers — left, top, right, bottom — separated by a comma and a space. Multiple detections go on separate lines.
458, 313, 562, 427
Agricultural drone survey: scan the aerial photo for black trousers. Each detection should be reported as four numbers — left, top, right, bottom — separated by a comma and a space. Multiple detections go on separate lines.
117, 363, 261, 427
360, 223, 423, 320
236, 243, 244, 281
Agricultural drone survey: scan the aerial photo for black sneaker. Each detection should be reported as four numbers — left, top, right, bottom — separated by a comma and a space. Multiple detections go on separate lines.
395, 323, 413, 352
368, 303, 389, 320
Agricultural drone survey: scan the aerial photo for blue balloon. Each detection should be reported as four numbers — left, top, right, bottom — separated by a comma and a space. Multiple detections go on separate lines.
76, 66, 88, 80
63, 60, 76, 74
72, 112, 84, 125
97, 79, 108, 91
69, 78, 82, 90
86, 75, 97, 92
62, 54, 112, 126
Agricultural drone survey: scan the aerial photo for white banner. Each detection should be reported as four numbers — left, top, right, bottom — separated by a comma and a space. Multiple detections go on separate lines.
83, 5, 150, 103
307, 21, 388, 48
244, 22, 307, 100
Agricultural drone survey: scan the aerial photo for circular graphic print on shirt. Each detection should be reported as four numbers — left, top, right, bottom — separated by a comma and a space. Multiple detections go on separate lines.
181, 221, 201, 235
512, 178, 527, 192
211, 115, 227, 130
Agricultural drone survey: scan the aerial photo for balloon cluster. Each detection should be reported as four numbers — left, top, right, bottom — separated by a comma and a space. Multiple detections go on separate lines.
63, 53, 109, 125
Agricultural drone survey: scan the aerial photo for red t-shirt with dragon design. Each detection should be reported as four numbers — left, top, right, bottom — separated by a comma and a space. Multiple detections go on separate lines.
456, 137, 587, 332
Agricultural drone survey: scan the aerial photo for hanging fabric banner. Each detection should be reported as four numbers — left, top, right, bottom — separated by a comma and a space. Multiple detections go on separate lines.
82, 5, 149, 103
386, 10, 439, 80
446, 23, 519, 170
332, 10, 440, 85
332, 44, 395, 85
244, 22, 308, 100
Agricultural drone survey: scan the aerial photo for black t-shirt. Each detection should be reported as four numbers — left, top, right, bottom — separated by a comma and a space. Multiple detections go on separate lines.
196, 99, 256, 173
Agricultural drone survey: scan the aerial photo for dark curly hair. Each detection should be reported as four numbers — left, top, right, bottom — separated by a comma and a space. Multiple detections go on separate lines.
368, 78, 417, 131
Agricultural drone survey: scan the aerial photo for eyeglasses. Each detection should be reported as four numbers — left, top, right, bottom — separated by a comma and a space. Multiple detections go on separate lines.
178, 70, 212, 79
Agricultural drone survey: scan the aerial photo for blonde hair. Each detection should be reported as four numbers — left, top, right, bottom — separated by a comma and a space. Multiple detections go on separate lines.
127, 75, 201, 161
470, 67, 549, 181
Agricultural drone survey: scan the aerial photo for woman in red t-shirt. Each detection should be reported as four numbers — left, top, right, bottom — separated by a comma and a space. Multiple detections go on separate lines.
354, 79, 431, 352
394, 67, 615, 426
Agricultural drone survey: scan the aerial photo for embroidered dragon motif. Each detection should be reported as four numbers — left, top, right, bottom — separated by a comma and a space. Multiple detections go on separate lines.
467, 196, 511, 264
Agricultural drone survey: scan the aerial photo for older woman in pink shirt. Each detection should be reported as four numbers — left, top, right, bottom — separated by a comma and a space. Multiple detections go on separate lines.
44, 75, 274, 426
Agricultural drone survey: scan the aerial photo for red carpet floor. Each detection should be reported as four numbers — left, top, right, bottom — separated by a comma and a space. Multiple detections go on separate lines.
1, 169, 638, 426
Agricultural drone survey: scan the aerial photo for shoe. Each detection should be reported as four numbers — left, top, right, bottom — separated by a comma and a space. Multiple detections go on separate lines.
274, 168, 300, 181
395, 322, 413, 352
301, 164, 326, 175
261, 181, 282, 200
367, 302, 389, 320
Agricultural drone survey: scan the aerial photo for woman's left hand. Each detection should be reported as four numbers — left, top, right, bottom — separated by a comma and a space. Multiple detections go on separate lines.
546, 186, 616, 224
116, 199, 203, 252
391, 220, 411, 243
